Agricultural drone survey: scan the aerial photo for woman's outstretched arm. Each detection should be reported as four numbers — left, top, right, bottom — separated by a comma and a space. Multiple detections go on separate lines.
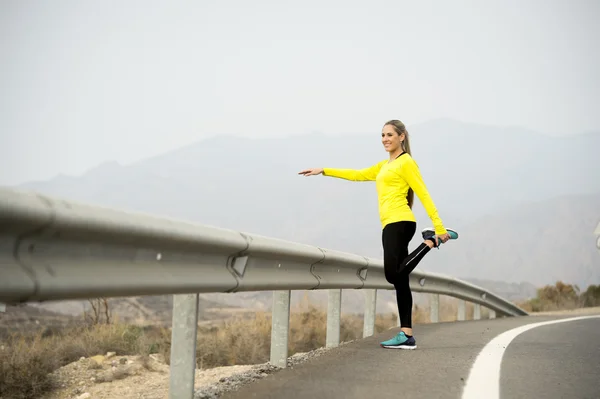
400, 158, 447, 235
299, 160, 385, 181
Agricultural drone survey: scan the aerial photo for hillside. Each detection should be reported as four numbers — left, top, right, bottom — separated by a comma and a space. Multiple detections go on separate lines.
0, 303, 82, 336
13, 119, 600, 291
14, 295, 245, 332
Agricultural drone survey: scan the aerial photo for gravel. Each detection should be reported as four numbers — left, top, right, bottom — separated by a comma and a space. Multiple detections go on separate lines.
193, 346, 338, 398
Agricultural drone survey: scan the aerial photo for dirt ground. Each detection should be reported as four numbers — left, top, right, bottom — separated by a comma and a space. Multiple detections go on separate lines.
41, 353, 257, 399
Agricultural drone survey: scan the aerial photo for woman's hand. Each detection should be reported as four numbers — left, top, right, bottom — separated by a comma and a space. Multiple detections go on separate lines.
298, 168, 324, 176
436, 233, 450, 245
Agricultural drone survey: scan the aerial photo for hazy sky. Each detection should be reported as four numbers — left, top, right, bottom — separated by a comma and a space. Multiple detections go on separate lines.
1, 0, 598, 186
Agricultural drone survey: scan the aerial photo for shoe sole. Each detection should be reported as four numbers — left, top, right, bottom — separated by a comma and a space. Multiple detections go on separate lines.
380, 344, 417, 350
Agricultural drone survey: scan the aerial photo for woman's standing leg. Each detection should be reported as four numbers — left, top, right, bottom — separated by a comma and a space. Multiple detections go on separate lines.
382, 221, 416, 328
395, 274, 413, 335
380, 221, 422, 349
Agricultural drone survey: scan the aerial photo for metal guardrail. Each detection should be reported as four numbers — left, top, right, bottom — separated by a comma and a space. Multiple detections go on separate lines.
0, 187, 526, 315
0, 187, 528, 398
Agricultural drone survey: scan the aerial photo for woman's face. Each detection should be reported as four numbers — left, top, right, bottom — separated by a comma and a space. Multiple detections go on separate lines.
381, 124, 404, 153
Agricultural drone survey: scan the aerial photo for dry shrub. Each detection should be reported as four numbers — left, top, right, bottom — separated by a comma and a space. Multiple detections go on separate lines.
191, 303, 399, 370
194, 311, 272, 369
0, 323, 170, 399
581, 285, 600, 307
522, 281, 582, 312
53, 324, 138, 362
0, 334, 60, 399
412, 304, 429, 324
290, 305, 327, 353
515, 282, 600, 313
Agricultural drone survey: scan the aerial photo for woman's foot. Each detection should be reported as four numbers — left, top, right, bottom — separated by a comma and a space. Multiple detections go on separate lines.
422, 227, 459, 248
380, 331, 417, 350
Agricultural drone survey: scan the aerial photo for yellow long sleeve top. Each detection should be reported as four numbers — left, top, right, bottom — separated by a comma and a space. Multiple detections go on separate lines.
323, 153, 447, 235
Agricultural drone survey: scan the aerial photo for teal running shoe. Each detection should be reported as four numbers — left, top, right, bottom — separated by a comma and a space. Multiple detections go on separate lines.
379, 331, 417, 350
421, 227, 459, 248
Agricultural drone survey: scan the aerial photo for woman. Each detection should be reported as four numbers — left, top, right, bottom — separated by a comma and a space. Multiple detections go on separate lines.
298, 119, 458, 350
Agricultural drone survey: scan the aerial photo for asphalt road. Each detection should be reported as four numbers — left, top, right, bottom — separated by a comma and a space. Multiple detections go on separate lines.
221, 312, 600, 399
500, 317, 600, 399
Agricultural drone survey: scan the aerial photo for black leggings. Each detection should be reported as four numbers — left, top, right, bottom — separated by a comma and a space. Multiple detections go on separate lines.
382, 221, 432, 329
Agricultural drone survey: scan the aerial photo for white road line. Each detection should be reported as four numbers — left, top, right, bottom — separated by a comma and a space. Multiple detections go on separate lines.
461, 315, 600, 399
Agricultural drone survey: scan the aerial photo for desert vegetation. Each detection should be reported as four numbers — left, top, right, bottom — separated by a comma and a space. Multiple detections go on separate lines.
517, 281, 600, 312
1, 298, 392, 399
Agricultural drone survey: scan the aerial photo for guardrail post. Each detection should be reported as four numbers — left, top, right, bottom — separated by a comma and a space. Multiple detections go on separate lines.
457, 299, 466, 321
363, 289, 377, 337
270, 290, 291, 368
489, 309, 496, 319
430, 294, 439, 323
473, 303, 481, 320
0, 302, 5, 313
326, 289, 342, 348
169, 293, 199, 399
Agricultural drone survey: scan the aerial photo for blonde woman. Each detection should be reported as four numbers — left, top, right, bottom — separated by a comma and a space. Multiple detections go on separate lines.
299, 120, 458, 349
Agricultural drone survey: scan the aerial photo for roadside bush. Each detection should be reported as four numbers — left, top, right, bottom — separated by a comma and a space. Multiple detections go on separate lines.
519, 281, 600, 312
581, 284, 600, 307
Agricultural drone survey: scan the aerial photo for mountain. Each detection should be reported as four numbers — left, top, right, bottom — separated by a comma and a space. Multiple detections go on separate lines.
25, 295, 244, 327
12, 119, 600, 291
0, 303, 83, 336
